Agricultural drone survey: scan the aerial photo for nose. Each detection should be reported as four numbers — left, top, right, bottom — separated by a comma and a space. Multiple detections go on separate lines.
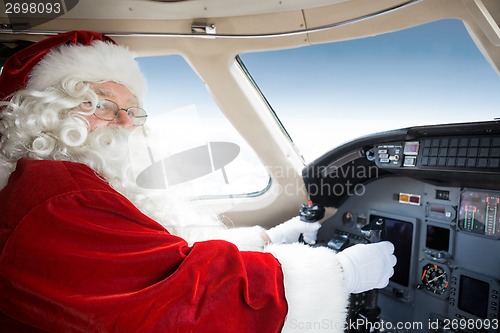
114, 109, 133, 129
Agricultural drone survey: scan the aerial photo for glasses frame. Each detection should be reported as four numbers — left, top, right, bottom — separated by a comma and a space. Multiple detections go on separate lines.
90, 99, 148, 126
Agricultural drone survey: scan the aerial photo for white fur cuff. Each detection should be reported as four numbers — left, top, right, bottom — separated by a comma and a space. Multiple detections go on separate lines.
266, 243, 349, 333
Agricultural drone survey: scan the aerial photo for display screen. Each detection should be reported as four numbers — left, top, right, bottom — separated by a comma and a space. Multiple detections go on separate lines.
403, 141, 419, 155
459, 190, 500, 238
372, 215, 413, 287
458, 275, 489, 319
426, 224, 450, 252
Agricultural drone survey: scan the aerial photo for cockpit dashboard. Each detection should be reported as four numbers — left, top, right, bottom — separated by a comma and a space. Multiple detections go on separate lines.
303, 120, 500, 332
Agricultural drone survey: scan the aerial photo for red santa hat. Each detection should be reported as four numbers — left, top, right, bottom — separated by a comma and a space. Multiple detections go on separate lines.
0, 30, 146, 101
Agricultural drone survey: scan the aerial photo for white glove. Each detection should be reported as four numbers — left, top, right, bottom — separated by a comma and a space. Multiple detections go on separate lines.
336, 241, 397, 294
265, 217, 321, 244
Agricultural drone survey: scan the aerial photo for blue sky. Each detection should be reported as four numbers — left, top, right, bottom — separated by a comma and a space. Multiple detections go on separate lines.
137, 18, 500, 161
240, 19, 500, 159
138, 19, 500, 120
240, 19, 500, 118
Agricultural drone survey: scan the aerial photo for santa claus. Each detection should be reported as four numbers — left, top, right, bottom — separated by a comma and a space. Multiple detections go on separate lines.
0, 31, 396, 332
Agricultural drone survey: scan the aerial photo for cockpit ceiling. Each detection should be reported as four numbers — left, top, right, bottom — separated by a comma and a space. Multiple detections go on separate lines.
0, 0, 493, 36
0, 0, 499, 72
136, 0, 349, 19
0, 0, 350, 22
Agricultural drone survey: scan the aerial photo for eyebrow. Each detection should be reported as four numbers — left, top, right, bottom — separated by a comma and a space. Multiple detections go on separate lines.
93, 87, 140, 107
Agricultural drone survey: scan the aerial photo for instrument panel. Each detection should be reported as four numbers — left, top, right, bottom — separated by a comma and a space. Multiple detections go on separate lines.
459, 190, 500, 238
316, 180, 500, 332
304, 121, 500, 332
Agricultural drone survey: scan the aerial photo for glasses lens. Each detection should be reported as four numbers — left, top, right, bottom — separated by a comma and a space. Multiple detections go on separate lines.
94, 100, 119, 121
128, 108, 148, 126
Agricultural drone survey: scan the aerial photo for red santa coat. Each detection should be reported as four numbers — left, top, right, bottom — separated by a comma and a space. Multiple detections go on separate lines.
0, 158, 288, 332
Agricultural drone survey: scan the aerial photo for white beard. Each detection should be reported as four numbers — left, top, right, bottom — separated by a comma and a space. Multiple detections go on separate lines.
82, 127, 266, 251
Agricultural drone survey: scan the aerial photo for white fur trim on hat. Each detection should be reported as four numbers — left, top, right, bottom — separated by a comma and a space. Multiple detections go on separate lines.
27, 41, 146, 99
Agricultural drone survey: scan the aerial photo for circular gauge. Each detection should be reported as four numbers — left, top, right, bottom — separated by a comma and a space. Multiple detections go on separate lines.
421, 263, 449, 295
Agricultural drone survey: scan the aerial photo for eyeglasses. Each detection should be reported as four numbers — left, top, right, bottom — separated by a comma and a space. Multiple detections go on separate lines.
85, 99, 148, 126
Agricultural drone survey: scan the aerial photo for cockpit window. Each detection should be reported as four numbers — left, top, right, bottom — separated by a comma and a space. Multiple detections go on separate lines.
131, 55, 270, 198
239, 19, 500, 162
